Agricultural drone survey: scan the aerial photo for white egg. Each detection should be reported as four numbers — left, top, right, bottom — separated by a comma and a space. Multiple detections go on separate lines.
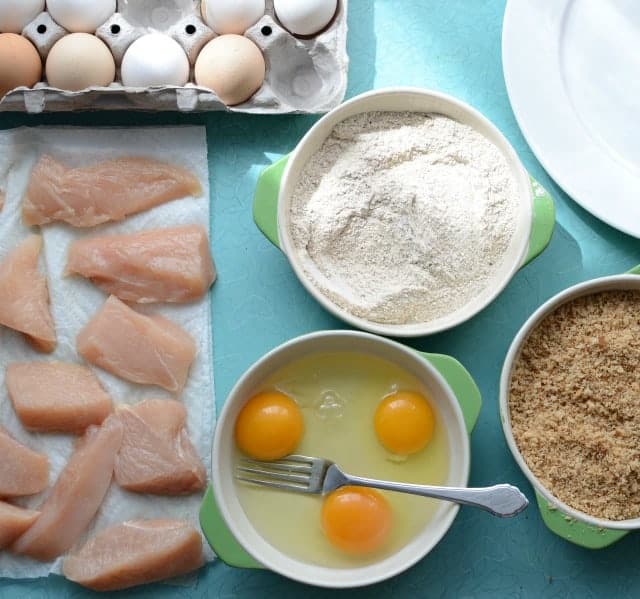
0, 0, 44, 34
47, 0, 116, 33
201, 0, 265, 35
121, 34, 190, 88
274, 0, 338, 36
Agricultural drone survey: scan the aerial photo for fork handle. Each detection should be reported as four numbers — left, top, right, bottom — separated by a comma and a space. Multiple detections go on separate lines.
344, 474, 528, 518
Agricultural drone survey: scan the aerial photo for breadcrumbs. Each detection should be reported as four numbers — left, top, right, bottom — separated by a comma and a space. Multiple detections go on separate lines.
509, 290, 640, 521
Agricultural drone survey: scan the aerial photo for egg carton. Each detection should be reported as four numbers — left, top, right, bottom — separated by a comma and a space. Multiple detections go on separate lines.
0, 0, 348, 114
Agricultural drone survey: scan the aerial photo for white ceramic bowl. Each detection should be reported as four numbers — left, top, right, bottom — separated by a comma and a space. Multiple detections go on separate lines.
275, 88, 539, 337
500, 274, 640, 531
211, 330, 473, 587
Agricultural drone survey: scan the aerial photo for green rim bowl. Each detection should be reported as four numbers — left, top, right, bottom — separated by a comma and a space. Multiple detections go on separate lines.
207, 330, 481, 587
500, 268, 640, 548
253, 87, 556, 338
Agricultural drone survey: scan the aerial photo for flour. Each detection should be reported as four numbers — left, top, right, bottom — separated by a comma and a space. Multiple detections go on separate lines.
289, 111, 520, 325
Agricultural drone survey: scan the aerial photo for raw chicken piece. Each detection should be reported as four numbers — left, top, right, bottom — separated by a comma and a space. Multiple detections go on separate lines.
63, 519, 203, 591
22, 155, 202, 228
115, 399, 206, 495
77, 296, 196, 393
0, 235, 56, 352
12, 415, 123, 561
6, 362, 113, 433
0, 501, 40, 549
0, 190, 4, 212
66, 225, 216, 304
0, 427, 49, 497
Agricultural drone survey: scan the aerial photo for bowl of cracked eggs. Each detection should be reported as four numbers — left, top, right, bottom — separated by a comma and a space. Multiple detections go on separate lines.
253, 87, 556, 337
203, 330, 482, 587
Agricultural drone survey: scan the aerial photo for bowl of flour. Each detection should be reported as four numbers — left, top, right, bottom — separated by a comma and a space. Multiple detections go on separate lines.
256, 88, 554, 336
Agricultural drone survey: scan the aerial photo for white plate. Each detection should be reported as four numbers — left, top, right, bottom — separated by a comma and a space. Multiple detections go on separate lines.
503, 0, 640, 237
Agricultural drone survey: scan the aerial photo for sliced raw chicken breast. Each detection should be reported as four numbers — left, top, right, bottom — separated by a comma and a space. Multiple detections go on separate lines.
115, 399, 206, 495
12, 415, 123, 561
66, 225, 216, 304
22, 155, 202, 228
0, 427, 49, 497
0, 501, 40, 549
77, 296, 196, 393
0, 235, 56, 352
6, 361, 113, 433
63, 519, 203, 591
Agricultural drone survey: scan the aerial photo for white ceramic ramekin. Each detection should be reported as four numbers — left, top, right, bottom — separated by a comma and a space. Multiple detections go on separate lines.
500, 272, 640, 541
253, 88, 555, 337
208, 330, 481, 587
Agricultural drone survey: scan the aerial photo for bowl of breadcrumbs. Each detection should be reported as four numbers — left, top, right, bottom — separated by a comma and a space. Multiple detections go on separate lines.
500, 273, 640, 530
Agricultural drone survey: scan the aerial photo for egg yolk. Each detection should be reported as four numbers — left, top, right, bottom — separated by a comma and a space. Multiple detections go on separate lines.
374, 390, 435, 455
321, 487, 392, 555
234, 391, 304, 460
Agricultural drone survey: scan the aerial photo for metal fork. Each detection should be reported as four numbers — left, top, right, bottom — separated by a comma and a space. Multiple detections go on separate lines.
237, 455, 528, 518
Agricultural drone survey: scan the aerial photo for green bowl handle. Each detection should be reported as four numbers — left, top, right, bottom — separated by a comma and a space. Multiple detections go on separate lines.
416, 352, 482, 435
199, 486, 264, 569
533, 261, 640, 548
535, 492, 628, 549
253, 155, 290, 249
200, 350, 481, 568
521, 178, 556, 268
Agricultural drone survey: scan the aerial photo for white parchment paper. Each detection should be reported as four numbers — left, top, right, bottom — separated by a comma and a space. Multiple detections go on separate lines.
0, 126, 216, 579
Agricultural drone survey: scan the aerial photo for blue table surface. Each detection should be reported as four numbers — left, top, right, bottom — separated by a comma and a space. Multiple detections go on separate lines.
2, 1, 639, 597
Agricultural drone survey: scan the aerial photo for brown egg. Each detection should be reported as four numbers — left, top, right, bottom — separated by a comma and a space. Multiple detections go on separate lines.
195, 35, 265, 106
0, 33, 42, 98
46, 34, 116, 91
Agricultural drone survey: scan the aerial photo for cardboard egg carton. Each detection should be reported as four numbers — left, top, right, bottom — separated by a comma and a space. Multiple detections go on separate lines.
0, 0, 348, 114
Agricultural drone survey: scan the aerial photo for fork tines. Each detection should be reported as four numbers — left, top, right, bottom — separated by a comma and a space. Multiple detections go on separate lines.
236, 455, 315, 493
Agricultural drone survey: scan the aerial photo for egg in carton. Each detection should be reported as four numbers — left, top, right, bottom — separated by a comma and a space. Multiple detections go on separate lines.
0, 0, 348, 114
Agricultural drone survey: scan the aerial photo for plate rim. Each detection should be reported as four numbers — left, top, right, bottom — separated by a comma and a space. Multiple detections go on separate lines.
502, 0, 640, 239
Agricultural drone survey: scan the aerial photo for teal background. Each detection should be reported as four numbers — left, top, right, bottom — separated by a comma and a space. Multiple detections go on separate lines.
2, 0, 639, 596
